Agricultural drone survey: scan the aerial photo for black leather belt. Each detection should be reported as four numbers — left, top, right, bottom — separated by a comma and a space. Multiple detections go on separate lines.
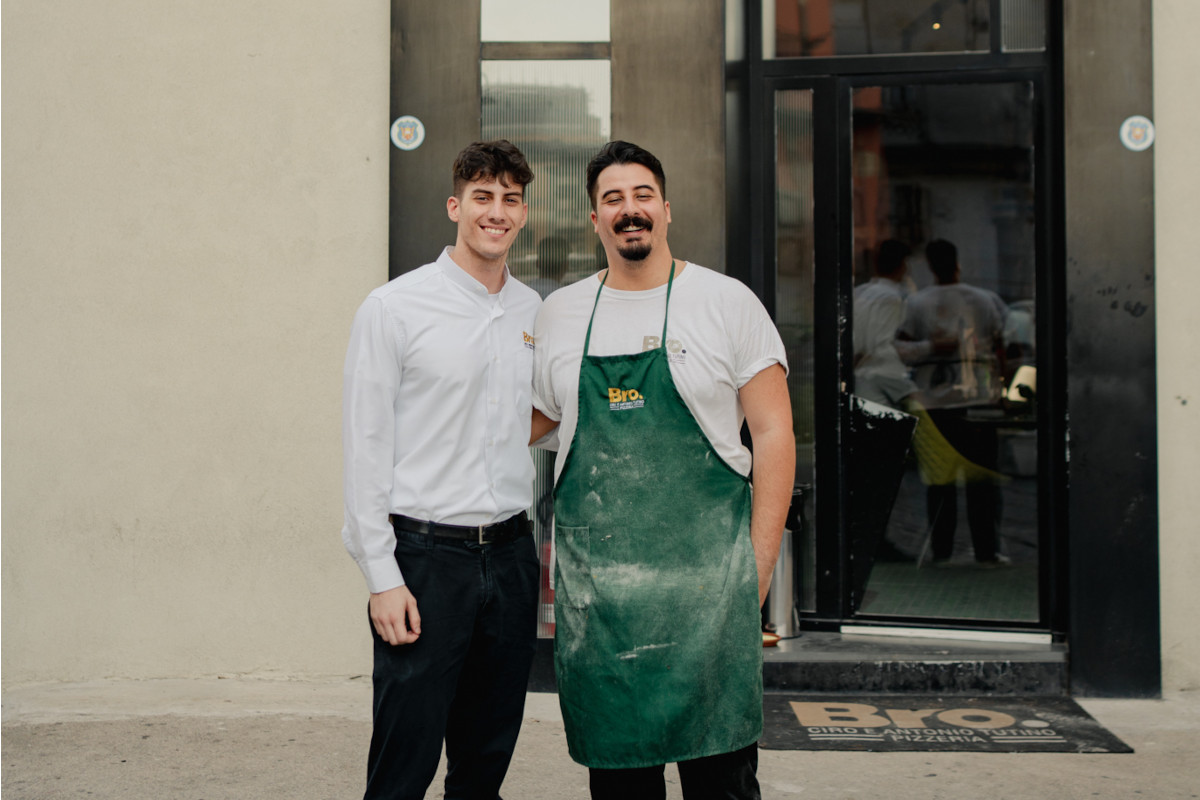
389, 511, 530, 545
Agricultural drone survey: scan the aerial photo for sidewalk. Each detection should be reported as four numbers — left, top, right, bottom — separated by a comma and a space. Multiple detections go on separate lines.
3, 678, 1198, 799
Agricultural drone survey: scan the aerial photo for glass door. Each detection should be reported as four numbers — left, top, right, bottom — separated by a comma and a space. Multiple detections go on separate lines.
771, 74, 1048, 629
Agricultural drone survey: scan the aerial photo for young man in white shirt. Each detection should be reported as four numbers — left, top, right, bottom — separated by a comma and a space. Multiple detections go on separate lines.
342, 140, 542, 799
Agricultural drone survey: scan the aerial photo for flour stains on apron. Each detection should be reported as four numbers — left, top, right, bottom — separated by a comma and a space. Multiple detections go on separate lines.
552, 263, 763, 769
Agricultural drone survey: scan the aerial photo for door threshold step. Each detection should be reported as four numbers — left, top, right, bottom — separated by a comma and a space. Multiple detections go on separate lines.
763, 631, 1067, 694
528, 632, 1068, 695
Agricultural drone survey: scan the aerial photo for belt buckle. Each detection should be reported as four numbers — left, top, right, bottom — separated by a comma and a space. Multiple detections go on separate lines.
478, 524, 487, 545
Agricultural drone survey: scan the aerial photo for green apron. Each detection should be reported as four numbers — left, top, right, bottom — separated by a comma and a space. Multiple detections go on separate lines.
553, 263, 763, 769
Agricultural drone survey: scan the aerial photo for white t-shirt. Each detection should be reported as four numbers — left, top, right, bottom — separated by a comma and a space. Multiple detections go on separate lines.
900, 282, 1008, 409
532, 263, 787, 480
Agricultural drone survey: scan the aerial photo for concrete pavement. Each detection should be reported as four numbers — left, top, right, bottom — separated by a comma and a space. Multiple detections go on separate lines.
3, 678, 1198, 799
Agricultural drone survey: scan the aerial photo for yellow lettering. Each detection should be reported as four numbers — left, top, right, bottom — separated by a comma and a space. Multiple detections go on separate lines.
789, 702, 891, 728
608, 388, 622, 402
937, 709, 1016, 729
884, 709, 942, 729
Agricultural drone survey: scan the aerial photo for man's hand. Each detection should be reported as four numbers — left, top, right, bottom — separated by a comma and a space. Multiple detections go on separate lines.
369, 585, 421, 645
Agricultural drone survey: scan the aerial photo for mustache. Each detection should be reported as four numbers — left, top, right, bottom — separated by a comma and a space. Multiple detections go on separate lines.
613, 214, 653, 234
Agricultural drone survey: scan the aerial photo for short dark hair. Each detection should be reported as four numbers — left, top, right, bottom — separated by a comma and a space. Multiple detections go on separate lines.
925, 239, 959, 283
452, 140, 534, 198
876, 239, 911, 278
585, 141, 666, 209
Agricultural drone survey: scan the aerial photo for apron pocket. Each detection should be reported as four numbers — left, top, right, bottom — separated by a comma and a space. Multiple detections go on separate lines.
553, 525, 592, 611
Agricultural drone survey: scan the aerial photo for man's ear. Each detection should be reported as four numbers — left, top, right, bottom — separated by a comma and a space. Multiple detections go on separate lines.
446, 195, 460, 222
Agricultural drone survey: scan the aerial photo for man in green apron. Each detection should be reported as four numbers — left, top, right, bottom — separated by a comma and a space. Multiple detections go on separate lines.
531, 141, 795, 799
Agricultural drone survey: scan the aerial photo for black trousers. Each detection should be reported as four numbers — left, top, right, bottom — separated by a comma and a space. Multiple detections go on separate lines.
925, 408, 1001, 561
364, 528, 540, 800
588, 744, 761, 800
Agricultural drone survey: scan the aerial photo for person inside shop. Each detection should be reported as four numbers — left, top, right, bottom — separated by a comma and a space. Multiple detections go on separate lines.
900, 238, 1011, 567
341, 139, 543, 799
851, 238, 934, 562
530, 140, 795, 800
853, 238, 927, 408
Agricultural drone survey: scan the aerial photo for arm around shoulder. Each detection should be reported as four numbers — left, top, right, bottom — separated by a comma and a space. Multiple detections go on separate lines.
530, 408, 560, 446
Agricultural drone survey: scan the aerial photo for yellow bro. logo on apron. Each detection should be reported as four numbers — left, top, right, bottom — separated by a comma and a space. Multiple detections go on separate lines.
553, 262, 763, 769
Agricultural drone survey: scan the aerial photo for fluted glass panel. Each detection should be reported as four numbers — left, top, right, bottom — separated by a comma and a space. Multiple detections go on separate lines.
1001, 0, 1046, 52
775, 89, 817, 612
482, 59, 611, 637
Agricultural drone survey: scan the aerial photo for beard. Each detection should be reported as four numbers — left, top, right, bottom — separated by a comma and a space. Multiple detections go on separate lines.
613, 215, 653, 262
616, 241, 652, 261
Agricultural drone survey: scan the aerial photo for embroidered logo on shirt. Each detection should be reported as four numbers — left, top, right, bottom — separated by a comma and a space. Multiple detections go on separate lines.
642, 335, 687, 364
523, 331, 535, 350
607, 387, 645, 411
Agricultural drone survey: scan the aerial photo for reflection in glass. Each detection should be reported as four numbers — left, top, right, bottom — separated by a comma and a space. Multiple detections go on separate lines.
774, 90, 816, 611
482, 59, 611, 637
771, 0, 991, 58
482, 0, 610, 42
850, 82, 1039, 622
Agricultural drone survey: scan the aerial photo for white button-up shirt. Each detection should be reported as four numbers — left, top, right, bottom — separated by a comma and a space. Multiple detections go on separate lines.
342, 247, 541, 593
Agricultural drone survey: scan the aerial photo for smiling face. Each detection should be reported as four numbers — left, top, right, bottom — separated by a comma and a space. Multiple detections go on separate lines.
447, 173, 528, 275
590, 163, 671, 265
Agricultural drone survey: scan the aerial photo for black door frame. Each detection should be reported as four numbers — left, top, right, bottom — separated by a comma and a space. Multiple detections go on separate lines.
729, 1, 1066, 636
759, 70, 1063, 633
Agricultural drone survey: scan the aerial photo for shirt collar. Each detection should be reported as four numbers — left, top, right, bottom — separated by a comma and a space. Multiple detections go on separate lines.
436, 246, 513, 301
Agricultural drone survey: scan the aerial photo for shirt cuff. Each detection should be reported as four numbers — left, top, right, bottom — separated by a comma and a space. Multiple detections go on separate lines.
361, 557, 405, 595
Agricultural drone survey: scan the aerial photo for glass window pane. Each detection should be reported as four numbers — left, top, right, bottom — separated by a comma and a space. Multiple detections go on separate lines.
771, 0, 991, 58
849, 82, 1039, 622
774, 90, 817, 612
482, 59, 611, 637
482, 0, 610, 42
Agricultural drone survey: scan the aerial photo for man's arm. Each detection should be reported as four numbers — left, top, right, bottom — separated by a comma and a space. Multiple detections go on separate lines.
739, 363, 796, 606
343, 297, 420, 645
530, 408, 560, 445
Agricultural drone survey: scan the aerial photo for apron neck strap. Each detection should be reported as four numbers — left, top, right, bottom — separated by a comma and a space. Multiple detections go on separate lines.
584, 261, 677, 356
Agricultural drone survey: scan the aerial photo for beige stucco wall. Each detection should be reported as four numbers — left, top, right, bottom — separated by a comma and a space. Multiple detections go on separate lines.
1154, 0, 1200, 694
2, 1, 391, 683
2, 2, 1197, 693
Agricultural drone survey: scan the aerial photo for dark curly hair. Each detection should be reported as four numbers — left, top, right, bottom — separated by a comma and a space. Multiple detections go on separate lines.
451, 139, 534, 198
